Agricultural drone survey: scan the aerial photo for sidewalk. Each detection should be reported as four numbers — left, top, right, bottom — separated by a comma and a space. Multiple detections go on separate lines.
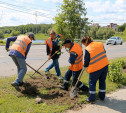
67, 87, 126, 113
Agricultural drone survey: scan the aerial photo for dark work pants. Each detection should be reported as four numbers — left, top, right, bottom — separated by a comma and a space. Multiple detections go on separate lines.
64, 69, 89, 91
89, 65, 108, 101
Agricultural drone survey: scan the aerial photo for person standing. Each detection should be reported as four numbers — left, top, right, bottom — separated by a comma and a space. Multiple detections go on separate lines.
5, 33, 35, 91
81, 36, 109, 103
61, 39, 89, 92
45, 30, 63, 79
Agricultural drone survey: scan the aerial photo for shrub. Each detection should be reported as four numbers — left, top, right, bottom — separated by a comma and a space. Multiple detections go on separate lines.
107, 59, 125, 82
0, 40, 3, 43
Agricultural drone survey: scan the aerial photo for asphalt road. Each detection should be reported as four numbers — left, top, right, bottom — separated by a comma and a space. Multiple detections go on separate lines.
0, 43, 126, 77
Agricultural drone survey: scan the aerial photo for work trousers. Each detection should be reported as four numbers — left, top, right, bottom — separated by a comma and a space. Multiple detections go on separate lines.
64, 69, 89, 91
89, 65, 108, 101
10, 55, 27, 83
45, 58, 61, 76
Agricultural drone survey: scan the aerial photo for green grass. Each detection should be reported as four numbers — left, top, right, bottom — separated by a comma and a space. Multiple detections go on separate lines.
114, 32, 126, 41
34, 33, 49, 40
0, 40, 6, 45
0, 58, 126, 113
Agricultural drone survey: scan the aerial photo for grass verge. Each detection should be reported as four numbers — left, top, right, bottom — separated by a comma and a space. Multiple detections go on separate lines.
0, 58, 126, 113
114, 32, 126, 41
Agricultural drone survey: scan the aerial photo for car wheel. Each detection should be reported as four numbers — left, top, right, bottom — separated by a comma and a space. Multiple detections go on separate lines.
114, 41, 116, 45
106, 43, 108, 45
120, 42, 122, 45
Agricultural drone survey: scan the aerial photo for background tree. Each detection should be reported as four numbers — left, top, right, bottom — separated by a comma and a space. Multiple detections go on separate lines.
88, 27, 115, 39
53, 0, 88, 40
0, 31, 4, 39
11, 30, 21, 36
117, 23, 126, 32
123, 27, 126, 36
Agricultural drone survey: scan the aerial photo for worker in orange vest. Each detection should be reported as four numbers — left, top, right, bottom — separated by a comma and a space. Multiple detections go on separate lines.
5, 33, 35, 91
45, 30, 63, 79
61, 39, 89, 92
81, 36, 109, 103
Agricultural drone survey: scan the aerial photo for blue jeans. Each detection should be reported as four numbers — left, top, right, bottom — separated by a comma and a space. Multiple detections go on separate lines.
10, 55, 27, 83
45, 58, 61, 76
89, 65, 108, 101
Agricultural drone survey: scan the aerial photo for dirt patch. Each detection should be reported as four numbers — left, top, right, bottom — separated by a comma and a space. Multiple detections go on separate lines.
20, 74, 80, 106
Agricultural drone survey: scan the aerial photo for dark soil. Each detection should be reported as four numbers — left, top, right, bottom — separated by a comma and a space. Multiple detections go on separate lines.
20, 74, 82, 106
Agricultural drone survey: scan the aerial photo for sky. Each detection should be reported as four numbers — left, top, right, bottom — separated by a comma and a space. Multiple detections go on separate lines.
0, 0, 126, 27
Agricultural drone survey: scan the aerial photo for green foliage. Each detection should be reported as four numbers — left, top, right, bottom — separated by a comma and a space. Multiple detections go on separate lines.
0, 40, 6, 45
107, 59, 125, 82
123, 27, 126, 36
0, 24, 53, 38
88, 26, 115, 40
117, 23, 126, 32
0, 31, 4, 39
0, 40, 3, 43
34, 33, 49, 40
11, 30, 21, 36
114, 31, 126, 41
53, 0, 88, 40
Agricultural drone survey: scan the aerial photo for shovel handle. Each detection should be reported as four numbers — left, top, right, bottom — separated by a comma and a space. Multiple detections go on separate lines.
26, 63, 43, 76
31, 48, 61, 77
74, 67, 85, 88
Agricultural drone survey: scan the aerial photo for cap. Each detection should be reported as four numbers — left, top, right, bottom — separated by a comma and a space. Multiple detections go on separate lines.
27, 32, 35, 40
62, 39, 72, 45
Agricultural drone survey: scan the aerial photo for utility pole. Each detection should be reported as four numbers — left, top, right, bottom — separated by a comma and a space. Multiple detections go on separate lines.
35, 11, 37, 34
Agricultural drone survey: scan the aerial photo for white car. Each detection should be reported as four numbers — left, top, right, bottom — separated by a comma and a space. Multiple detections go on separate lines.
106, 37, 123, 45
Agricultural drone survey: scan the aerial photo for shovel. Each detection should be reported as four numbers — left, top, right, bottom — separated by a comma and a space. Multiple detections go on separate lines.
70, 67, 85, 98
30, 48, 62, 77
26, 63, 43, 77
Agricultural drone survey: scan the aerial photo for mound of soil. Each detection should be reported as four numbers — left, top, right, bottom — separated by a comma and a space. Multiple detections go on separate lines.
20, 74, 82, 106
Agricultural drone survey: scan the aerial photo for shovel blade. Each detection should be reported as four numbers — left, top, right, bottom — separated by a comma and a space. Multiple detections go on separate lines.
70, 87, 79, 98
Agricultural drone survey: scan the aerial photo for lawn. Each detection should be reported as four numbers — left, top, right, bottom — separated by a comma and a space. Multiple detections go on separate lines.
114, 32, 126, 41
0, 58, 126, 113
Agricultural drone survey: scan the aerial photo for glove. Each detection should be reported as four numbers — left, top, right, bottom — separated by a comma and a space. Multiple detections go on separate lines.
48, 55, 51, 60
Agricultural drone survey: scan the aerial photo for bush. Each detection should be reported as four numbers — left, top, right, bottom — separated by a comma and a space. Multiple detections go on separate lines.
11, 30, 20, 36
0, 40, 3, 43
107, 59, 125, 82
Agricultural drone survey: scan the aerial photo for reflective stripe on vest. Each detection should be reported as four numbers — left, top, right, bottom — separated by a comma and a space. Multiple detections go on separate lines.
11, 35, 31, 57
74, 54, 83, 64
69, 43, 83, 71
48, 39, 52, 51
85, 42, 109, 73
13, 40, 28, 52
90, 51, 106, 61
89, 52, 106, 65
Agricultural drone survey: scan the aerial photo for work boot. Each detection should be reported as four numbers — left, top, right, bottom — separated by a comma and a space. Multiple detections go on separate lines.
58, 76, 63, 80
61, 82, 69, 91
44, 71, 50, 75
18, 82, 24, 86
85, 98, 95, 104
11, 82, 21, 91
79, 84, 89, 92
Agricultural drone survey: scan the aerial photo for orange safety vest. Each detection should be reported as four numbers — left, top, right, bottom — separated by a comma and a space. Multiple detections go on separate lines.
85, 41, 109, 73
45, 37, 53, 53
69, 43, 83, 71
11, 35, 31, 57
